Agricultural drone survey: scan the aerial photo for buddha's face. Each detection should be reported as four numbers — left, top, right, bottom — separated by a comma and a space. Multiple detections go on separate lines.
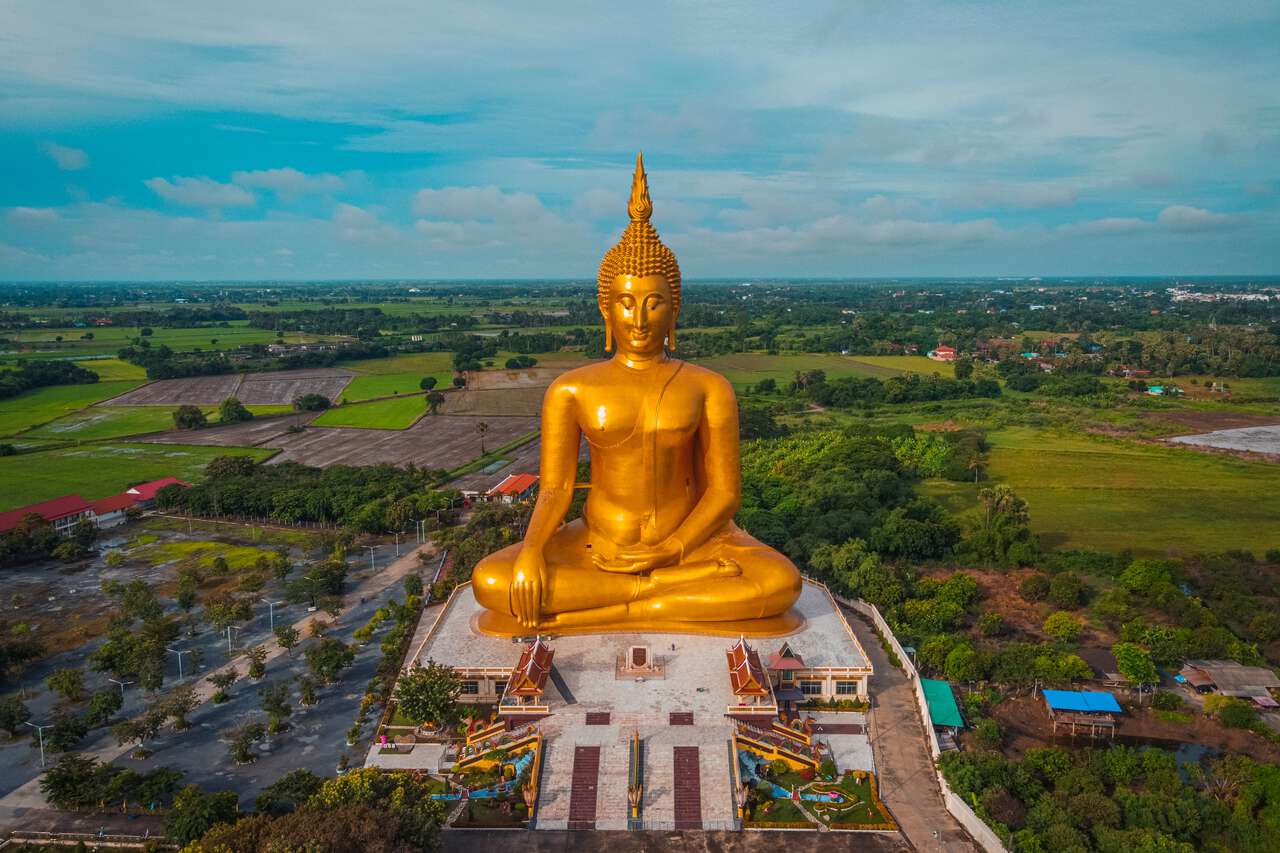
608, 274, 674, 358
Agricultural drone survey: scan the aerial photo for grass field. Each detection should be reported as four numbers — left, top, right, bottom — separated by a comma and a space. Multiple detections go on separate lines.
921, 426, 1280, 556
134, 540, 280, 572
73, 358, 149, 381
339, 372, 434, 402
0, 443, 274, 511
343, 351, 455, 392
25, 404, 293, 442
312, 394, 427, 429
693, 353, 919, 388
850, 354, 956, 378
0, 381, 143, 437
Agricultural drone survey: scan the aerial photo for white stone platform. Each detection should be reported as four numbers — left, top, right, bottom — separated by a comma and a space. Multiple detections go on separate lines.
411, 579, 873, 830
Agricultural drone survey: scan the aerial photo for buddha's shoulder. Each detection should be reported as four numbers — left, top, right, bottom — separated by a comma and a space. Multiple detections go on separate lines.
675, 359, 733, 392
547, 359, 734, 397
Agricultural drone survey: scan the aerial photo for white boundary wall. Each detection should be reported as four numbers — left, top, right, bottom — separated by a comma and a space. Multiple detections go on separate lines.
836, 594, 1010, 853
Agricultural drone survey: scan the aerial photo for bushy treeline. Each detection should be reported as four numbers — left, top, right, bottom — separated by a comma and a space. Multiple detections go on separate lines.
941, 746, 1280, 852
116, 339, 391, 379
800, 371, 1001, 407
246, 307, 475, 337
0, 359, 98, 400
157, 456, 459, 533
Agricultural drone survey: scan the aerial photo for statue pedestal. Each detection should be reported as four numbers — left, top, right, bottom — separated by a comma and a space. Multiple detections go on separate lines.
405, 579, 875, 830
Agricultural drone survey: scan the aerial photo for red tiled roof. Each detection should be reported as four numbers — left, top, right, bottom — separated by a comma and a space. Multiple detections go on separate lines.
934, 345, 956, 352
125, 477, 190, 500
767, 641, 806, 670
92, 494, 139, 515
507, 636, 554, 697
0, 494, 92, 533
488, 473, 539, 497
726, 637, 771, 697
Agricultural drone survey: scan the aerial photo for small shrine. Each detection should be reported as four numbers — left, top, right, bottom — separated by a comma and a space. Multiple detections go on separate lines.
616, 644, 665, 679
499, 635, 554, 715
726, 636, 777, 715
767, 641, 808, 707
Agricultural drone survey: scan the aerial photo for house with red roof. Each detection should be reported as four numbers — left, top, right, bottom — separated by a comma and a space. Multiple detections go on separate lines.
927, 344, 958, 362
0, 495, 94, 535
91, 494, 140, 529
125, 477, 190, 507
487, 473, 539, 504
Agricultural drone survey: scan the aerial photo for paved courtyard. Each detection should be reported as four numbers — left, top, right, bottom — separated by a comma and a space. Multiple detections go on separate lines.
410, 581, 880, 833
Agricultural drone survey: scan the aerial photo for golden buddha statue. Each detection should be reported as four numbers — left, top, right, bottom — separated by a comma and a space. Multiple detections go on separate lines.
472, 154, 802, 636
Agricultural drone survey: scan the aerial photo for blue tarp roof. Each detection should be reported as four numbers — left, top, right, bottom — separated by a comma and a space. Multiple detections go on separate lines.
1042, 690, 1122, 713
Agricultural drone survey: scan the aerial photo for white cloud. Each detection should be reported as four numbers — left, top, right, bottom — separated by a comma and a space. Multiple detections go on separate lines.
232, 167, 346, 198
412, 186, 549, 222
6, 206, 59, 222
1058, 217, 1149, 236
144, 176, 256, 208
952, 183, 1079, 210
332, 202, 400, 245
1156, 204, 1236, 232
42, 142, 88, 171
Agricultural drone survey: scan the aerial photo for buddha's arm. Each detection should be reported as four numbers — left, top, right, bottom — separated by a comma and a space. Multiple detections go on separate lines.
667, 374, 741, 555
522, 379, 580, 554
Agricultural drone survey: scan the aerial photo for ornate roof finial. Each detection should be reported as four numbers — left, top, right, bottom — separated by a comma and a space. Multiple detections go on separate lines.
627, 151, 653, 223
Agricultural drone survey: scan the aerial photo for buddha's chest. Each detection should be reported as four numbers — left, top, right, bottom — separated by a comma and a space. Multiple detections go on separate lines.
577, 375, 703, 448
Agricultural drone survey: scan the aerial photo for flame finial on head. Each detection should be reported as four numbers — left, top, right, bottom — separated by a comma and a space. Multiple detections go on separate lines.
598, 153, 682, 351
628, 152, 653, 222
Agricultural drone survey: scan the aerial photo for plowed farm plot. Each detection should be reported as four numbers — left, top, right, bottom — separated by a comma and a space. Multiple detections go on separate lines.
264, 414, 538, 468
104, 368, 353, 406
141, 412, 320, 447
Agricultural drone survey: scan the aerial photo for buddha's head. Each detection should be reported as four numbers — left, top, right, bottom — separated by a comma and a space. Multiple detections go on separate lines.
597, 153, 682, 356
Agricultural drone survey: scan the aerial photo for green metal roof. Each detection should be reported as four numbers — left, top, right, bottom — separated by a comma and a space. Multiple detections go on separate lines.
921, 678, 964, 729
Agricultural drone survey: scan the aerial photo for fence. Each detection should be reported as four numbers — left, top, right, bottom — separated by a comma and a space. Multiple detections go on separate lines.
835, 594, 1010, 853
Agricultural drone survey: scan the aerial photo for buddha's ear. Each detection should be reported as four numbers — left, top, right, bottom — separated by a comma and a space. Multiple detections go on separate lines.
667, 325, 676, 351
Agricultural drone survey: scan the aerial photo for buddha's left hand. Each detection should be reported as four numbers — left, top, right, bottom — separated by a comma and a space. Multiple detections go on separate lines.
593, 539, 682, 574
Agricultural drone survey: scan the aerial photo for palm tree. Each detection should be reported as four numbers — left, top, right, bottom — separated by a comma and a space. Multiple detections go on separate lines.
967, 453, 983, 484
477, 421, 490, 455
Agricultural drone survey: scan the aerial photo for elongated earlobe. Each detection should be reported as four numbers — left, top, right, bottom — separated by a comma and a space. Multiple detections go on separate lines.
605, 325, 613, 353
667, 327, 676, 351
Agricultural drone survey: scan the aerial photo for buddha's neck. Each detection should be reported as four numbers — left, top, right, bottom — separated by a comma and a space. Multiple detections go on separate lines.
612, 350, 669, 371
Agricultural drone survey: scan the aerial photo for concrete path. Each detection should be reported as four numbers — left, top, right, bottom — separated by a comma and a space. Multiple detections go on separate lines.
0, 542, 435, 834
844, 609, 979, 853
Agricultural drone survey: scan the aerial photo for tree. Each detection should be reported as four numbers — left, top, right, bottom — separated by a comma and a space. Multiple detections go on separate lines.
167, 784, 240, 845
259, 683, 292, 733
1113, 642, 1159, 687
218, 396, 253, 424
46, 667, 87, 703
255, 768, 324, 815
1020, 574, 1050, 602
85, 688, 123, 727
274, 625, 300, 655
418, 376, 438, 391
226, 719, 267, 764
1043, 611, 1083, 642
393, 660, 461, 726
292, 393, 331, 412
207, 669, 237, 704
305, 638, 354, 684
162, 685, 199, 730
297, 675, 319, 706
243, 645, 268, 679
476, 420, 489, 454
425, 390, 446, 414
1048, 572, 1086, 609
173, 405, 207, 430
451, 376, 466, 388
403, 573, 423, 599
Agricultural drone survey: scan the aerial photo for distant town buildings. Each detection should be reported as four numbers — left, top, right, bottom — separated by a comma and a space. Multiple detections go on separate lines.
927, 344, 957, 362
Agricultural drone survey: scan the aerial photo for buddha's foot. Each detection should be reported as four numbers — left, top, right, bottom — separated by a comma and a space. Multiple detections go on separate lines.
648, 557, 741, 588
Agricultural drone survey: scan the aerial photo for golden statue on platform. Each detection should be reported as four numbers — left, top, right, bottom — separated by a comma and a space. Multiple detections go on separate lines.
472, 154, 802, 636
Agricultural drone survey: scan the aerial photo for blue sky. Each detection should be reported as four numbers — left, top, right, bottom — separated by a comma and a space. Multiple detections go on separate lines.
1, 1, 1277, 280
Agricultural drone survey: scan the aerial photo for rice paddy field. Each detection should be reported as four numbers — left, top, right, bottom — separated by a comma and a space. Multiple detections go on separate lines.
339, 372, 435, 402
0, 442, 274, 511
72, 358, 149, 381
311, 394, 427, 429
0, 380, 143, 437
1, 323, 345, 359
921, 426, 1280, 556
25, 404, 293, 442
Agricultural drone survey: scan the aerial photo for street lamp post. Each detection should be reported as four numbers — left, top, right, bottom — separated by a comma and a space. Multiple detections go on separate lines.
394, 532, 401, 556
225, 625, 240, 657
415, 519, 426, 544
260, 599, 283, 632
108, 678, 134, 703
365, 545, 376, 571
25, 721, 51, 768
166, 647, 191, 680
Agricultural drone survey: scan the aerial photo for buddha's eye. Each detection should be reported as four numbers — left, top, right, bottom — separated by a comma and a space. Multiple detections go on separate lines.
618, 295, 636, 310
646, 295, 664, 309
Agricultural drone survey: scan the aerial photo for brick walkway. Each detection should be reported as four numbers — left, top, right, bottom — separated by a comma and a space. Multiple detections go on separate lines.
672, 746, 702, 830
568, 746, 601, 829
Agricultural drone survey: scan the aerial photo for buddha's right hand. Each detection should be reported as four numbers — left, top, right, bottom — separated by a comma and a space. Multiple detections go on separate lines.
511, 547, 545, 629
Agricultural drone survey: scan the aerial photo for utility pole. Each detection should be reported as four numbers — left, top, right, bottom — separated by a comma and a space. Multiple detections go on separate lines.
260, 599, 283, 632
166, 647, 191, 680
108, 678, 133, 703
25, 721, 51, 768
